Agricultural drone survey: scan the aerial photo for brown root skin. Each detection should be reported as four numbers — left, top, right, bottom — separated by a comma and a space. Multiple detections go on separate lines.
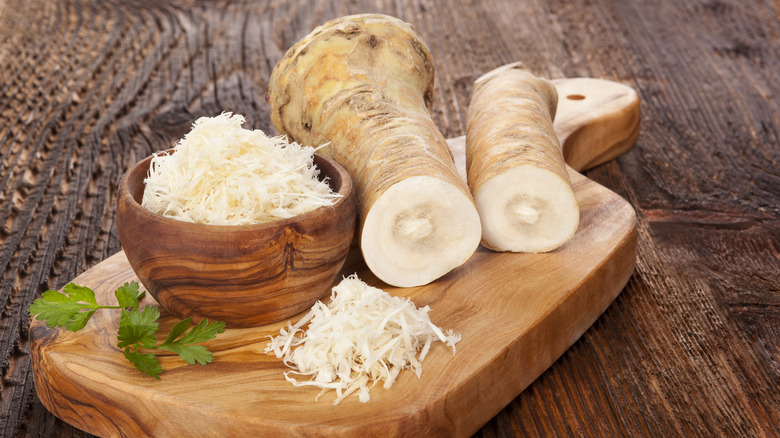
467, 62, 565, 192
268, 14, 481, 286
270, 14, 435, 156
466, 63, 579, 253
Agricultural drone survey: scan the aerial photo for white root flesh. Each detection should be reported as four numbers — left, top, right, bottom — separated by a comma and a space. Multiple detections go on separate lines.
362, 176, 482, 287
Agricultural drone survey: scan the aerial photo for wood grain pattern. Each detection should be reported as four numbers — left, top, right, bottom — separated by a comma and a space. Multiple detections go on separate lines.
29, 78, 637, 437
2, 1, 779, 437
116, 152, 357, 328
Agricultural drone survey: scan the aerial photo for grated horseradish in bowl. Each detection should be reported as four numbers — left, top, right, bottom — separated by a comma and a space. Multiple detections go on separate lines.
116, 113, 357, 328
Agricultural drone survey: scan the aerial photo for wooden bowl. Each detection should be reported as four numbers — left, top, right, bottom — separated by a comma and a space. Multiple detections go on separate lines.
116, 150, 357, 328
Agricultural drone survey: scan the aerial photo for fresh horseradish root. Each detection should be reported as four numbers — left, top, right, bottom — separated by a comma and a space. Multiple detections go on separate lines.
466, 63, 580, 252
141, 113, 340, 226
268, 14, 481, 287
265, 274, 460, 405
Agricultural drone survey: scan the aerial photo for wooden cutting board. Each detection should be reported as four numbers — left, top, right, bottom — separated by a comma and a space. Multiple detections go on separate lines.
30, 78, 640, 438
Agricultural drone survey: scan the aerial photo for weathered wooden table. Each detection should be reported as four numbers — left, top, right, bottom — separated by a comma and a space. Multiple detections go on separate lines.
1, 1, 778, 437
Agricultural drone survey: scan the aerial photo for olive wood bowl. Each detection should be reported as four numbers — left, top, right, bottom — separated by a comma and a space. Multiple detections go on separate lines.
116, 150, 357, 328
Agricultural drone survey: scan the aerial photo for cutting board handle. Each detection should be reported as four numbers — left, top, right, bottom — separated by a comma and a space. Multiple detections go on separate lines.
448, 77, 640, 178
552, 78, 640, 172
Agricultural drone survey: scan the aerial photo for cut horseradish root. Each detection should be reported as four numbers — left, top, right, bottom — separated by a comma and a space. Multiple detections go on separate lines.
267, 14, 481, 287
361, 176, 482, 288
474, 165, 579, 253
265, 274, 461, 405
466, 62, 580, 253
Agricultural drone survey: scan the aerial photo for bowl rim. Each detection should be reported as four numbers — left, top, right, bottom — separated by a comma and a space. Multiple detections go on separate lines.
118, 148, 355, 233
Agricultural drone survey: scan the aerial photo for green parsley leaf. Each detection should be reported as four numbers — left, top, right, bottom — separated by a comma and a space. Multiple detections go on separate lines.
163, 317, 194, 345
37, 289, 75, 304
124, 348, 163, 380
114, 282, 143, 309
66, 309, 97, 331
117, 306, 160, 349
157, 318, 226, 365
167, 318, 227, 346
28, 281, 225, 379
162, 344, 214, 366
62, 283, 98, 306
28, 289, 97, 330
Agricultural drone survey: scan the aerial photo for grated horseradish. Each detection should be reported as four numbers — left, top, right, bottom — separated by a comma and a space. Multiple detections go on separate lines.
265, 274, 461, 405
141, 112, 339, 225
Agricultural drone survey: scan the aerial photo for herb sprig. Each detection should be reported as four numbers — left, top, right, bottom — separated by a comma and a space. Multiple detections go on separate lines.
28, 281, 226, 379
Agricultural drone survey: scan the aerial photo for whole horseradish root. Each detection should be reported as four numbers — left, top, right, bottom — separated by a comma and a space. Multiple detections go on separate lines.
268, 14, 481, 287
466, 63, 579, 252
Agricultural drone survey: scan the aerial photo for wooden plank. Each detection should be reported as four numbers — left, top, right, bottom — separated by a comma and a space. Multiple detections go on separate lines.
2, 1, 778, 437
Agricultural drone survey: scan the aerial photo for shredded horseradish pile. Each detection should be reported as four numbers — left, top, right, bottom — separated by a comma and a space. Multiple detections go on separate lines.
141, 112, 340, 225
265, 274, 461, 405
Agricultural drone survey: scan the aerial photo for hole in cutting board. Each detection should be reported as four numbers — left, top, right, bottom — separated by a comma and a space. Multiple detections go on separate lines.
566, 94, 586, 100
